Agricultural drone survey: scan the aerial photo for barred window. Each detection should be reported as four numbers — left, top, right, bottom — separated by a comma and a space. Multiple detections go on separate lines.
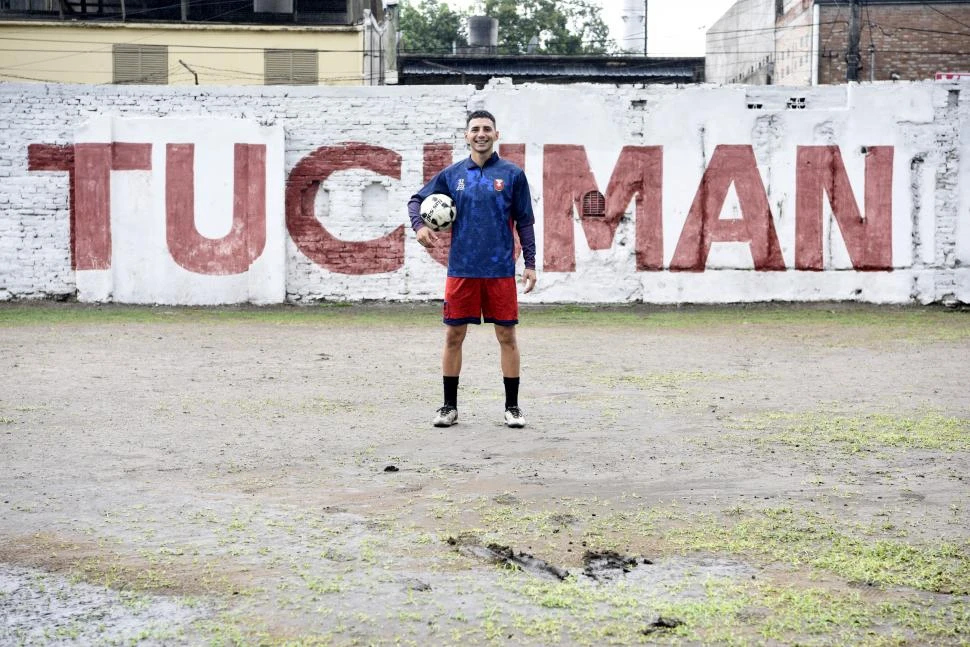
113, 44, 168, 85
264, 49, 318, 85
581, 190, 606, 218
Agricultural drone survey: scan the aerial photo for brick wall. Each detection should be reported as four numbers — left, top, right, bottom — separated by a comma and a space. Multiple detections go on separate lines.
819, 3, 970, 83
0, 80, 968, 305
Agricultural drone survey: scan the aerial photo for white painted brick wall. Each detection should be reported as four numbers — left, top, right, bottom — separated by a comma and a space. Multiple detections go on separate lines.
0, 80, 967, 304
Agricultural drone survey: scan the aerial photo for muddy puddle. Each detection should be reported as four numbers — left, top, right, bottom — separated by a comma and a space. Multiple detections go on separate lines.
0, 504, 760, 645
0, 564, 213, 646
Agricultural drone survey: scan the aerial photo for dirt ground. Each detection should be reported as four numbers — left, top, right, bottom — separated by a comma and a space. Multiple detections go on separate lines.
0, 302, 968, 646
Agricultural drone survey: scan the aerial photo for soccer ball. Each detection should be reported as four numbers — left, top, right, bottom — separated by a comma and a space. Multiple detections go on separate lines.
420, 193, 456, 231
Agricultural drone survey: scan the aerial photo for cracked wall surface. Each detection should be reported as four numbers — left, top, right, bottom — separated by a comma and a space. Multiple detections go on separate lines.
0, 80, 966, 305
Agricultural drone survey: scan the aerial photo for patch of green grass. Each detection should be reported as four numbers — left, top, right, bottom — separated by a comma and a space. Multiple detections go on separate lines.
0, 302, 437, 328
600, 370, 737, 391
661, 507, 970, 595
496, 571, 970, 646
734, 411, 970, 453
522, 302, 970, 336
465, 496, 970, 596
598, 370, 740, 410
653, 580, 970, 646
1, 302, 967, 339
301, 572, 344, 595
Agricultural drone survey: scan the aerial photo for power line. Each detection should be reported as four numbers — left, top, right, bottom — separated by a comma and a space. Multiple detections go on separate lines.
920, 0, 970, 32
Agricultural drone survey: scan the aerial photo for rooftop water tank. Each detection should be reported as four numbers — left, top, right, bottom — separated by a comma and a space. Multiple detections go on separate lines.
468, 15, 498, 49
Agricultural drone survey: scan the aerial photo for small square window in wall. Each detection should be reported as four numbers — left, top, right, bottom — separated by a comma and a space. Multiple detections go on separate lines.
264, 49, 319, 85
113, 44, 168, 85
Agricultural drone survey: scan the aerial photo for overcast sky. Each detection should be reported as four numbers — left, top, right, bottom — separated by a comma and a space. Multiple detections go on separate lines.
438, 0, 739, 56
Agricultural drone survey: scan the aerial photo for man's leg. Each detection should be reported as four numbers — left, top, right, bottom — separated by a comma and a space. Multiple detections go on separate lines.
443, 324, 467, 378
436, 275, 479, 428
494, 324, 519, 378
495, 324, 525, 428
433, 324, 466, 427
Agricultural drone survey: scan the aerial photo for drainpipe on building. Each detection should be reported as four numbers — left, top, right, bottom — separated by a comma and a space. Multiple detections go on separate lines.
385, 1, 399, 84
868, 43, 875, 82
811, 2, 820, 85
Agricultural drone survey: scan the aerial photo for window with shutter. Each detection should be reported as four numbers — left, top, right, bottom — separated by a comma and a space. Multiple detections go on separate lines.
113, 44, 168, 84
264, 49, 318, 85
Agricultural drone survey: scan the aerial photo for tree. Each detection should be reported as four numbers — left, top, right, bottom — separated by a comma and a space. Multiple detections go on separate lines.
476, 0, 615, 55
398, 0, 616, 56
398, 1, 467, 55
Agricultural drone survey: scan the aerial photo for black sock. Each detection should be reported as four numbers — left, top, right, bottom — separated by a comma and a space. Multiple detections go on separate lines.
443, 376, 459, 408
503, 377, 520, 409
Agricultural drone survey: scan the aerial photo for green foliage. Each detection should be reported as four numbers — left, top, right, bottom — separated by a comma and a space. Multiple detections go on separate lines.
477, 0, 614, 54
398, 0, 615, 55
398, 0, 467, 54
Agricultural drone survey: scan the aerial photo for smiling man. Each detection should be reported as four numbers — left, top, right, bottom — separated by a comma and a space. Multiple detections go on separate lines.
408, 110, 537, 429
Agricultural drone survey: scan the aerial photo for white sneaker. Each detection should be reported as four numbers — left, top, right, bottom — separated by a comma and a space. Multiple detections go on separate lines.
433, 405, 458, 427
504, 406, 526, 428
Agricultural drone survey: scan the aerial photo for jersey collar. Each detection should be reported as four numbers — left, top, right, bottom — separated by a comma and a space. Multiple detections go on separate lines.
465, 151, 499, 170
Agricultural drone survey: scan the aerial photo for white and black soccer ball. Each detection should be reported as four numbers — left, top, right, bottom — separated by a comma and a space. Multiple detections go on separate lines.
420, 193, 456, 232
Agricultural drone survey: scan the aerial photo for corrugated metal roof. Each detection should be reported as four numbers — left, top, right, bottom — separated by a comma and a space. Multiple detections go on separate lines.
399, 55, 703, 81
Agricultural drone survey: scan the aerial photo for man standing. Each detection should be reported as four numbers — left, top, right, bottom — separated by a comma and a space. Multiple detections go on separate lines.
408, 110, 537, 428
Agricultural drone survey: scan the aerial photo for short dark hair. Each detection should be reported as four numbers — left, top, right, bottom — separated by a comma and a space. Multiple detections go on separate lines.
466, 110, 496, 128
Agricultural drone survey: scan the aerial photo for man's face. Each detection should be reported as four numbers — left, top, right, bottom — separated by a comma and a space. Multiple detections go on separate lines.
465, 117, 499, 155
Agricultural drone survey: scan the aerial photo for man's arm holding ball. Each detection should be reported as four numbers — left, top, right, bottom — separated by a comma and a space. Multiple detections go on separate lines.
408, 194, 438, 248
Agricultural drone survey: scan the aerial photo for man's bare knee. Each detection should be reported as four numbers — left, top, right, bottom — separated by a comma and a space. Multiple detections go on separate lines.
494, 325, 517, 348
445, 325, 467, 349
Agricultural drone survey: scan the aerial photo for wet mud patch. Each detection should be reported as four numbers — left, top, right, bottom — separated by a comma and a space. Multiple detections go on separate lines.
582, 549, 651, 581
446, 533, 569, 580
0, 534, 244, 597
0, 563, 212, 646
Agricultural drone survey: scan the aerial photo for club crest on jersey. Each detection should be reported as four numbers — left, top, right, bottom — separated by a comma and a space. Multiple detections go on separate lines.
493, 178, 505, 191
456, 178, 465, 191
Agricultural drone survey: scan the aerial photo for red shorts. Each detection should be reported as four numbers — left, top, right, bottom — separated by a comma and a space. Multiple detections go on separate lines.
443, 277, 518, 326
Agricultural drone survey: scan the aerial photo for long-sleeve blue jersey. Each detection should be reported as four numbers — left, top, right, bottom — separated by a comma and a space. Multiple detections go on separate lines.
409, 152, 536, 278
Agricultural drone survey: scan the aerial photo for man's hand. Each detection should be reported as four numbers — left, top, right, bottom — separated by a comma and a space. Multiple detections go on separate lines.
416, 226, 438, 248
521, 268, 537, 294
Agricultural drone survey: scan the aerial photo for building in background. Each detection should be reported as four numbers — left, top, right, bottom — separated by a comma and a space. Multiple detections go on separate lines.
398, 54, 703, 87
399, 13, 702, 87
617, 0, 647, 54
706, 0, 970, 85
0, 0, 398, 85
705, 0, 776, 84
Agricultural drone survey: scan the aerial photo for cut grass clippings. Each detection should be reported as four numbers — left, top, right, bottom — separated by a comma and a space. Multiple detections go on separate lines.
444, 498, 970, 644
658, 506, 970, 595
733, 411, 970, 453
457, 496, 970, 596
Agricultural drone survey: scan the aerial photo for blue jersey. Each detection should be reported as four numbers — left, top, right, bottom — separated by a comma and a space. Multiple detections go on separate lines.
414, 153, 535, 278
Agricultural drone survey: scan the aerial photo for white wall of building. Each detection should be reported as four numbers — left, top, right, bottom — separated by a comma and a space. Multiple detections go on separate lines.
705, 0, 776, 85
0, 79, 967, 305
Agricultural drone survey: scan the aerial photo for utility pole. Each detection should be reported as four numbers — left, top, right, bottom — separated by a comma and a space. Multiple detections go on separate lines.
644, 0, 648, 56
846, 0, 861, 81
